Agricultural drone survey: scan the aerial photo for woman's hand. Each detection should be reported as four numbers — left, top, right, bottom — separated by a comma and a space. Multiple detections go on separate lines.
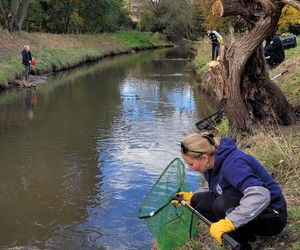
210, 217, 235, 244
171, 191, 193, 206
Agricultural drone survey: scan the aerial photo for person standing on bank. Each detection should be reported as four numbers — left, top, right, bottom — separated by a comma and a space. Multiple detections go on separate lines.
207, 29, 224, 60
172, 132, 287, 250
22, 45, 32, 81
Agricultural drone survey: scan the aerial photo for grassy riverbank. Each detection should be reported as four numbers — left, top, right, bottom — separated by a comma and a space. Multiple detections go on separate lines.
182, 37, 300, 249
0, 29, 171, 89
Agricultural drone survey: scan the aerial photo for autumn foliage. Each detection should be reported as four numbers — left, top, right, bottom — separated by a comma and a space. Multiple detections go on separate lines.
278, 5, 300, 33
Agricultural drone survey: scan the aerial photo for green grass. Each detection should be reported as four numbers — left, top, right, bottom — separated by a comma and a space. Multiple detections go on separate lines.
288, 206, 300, 249
193, 38, 211, 76
284, 37, 300, 59
108, 31, 168, 48
288, 207, 300, 234
0, 30, 171, 88
216, 118, 230, 136
268, 36, 300, 105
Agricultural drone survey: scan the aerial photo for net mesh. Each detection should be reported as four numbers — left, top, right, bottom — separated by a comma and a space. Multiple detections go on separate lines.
138, 158, 198, 250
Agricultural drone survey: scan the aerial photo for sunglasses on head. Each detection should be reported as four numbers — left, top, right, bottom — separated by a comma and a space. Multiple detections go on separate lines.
201, 133, 215, 146
180, 142, 203, 155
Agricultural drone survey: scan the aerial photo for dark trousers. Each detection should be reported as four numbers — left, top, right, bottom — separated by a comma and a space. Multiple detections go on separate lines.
212, 43, 220, 60
191, 191, 287, 246
264, 50, 284, 68
24, 64, 31, 80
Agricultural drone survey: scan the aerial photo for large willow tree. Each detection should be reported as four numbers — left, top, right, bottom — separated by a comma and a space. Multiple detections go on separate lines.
207, 0, 300, 132
0, 0, 30, 31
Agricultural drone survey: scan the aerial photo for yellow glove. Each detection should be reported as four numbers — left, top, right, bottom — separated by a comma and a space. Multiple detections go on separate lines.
220, 39, 224, 45
171, 191, 193, 206
210, 217, 235, 244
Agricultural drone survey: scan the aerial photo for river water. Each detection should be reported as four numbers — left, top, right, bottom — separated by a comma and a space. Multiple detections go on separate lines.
0, 47, 216, 249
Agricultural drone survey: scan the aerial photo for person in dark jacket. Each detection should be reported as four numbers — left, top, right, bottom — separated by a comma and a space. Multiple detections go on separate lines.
264, 34, 285, 68
22, 45, 32, 81
172, 132, 287, 250
207, 29, 224, 60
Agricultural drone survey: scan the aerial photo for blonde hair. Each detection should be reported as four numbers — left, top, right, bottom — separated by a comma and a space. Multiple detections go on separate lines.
24, 45, 30, 50
181, 132, 220, 157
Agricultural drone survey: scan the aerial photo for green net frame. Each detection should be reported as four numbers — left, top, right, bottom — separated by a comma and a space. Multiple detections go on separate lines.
138, 158, 198, 250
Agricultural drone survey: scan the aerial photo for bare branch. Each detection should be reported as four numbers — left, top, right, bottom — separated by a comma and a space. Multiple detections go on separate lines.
212, 0, 245, 17
211, 0, 264, 23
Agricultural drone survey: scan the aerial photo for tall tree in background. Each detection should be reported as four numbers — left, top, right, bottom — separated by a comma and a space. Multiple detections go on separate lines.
81, 0, 129, 33
44, 0, 83, 33
0, 0, 30, 32
29, 0, 131, 33
23, 0, 48, 32
139, 0, 205, 40
206, 0, 299, 132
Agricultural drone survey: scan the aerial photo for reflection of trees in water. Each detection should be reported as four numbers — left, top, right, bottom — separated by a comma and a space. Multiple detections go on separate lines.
0, 89, 102, 247
194, 91, 218, 123
0, 119, 100, 248
0, 47, 215, 249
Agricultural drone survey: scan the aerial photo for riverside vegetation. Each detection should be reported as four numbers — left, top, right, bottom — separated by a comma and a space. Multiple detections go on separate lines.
180, 36, 300, 250
0, 29, 171, 89
0, 29, 299, 249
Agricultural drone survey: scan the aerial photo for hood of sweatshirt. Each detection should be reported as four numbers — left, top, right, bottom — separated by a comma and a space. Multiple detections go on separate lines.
212, 137, 237, 175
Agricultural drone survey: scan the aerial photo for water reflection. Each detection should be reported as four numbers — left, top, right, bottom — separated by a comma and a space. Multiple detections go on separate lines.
25, 90, 38, 120
0, 47, 216, 249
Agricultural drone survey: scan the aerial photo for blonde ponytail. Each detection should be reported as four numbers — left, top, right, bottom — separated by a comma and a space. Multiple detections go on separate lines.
181, 132, 220, 157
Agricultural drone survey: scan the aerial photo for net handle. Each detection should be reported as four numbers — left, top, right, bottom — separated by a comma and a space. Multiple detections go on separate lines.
174, 196, 240, 250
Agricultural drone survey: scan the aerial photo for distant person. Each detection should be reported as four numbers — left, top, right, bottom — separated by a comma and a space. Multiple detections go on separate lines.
22, 45, 32, 81
264, 34, 285, 68
207, 29, 224, 60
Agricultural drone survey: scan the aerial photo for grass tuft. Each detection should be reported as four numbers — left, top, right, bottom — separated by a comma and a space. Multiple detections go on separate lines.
245, 125, 300, 198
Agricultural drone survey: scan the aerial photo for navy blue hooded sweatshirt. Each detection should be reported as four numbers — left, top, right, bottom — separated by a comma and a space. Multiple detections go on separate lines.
204, 138, 286, 212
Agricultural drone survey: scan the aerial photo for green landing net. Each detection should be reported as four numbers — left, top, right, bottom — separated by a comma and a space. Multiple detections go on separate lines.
138, 158, 198, 250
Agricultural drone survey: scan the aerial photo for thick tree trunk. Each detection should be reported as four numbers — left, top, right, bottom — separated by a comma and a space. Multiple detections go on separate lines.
242, 49, 294, 126
208, 0, 296, 132
18, 0, 30, 32
1, 0, 30, 32
9, 0, 20, 31
0, 2, 8, 29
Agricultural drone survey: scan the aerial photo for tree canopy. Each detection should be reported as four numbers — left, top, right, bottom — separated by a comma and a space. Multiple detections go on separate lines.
137, 0, 205, 41
0, 0, 133, 33
0, 0, 298, 37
